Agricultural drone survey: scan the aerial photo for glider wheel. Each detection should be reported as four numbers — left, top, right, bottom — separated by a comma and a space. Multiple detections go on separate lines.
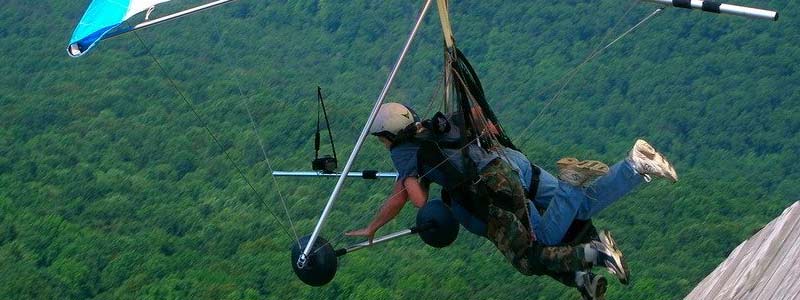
416, 199, 459, 248
291, 235, 338, 286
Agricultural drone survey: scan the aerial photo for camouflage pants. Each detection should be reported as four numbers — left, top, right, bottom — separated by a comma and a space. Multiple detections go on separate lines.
477, 159, 590, 277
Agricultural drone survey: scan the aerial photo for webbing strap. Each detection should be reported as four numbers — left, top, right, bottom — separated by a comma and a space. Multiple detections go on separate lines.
527, 164, 542, 200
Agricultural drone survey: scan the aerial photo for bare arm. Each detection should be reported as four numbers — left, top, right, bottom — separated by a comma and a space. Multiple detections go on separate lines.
345, 177, 429, 242
403, 177, 428, 208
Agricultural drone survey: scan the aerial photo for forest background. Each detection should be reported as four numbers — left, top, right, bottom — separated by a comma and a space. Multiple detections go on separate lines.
0, 0, 798, 299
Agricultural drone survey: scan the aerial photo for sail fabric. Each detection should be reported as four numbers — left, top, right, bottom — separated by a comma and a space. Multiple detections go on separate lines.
68, 0, 170, 57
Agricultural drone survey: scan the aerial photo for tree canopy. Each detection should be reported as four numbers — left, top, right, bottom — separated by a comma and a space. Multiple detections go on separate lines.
0, 1, 797, 299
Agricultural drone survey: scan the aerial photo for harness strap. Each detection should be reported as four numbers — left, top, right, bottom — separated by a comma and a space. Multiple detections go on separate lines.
415, 140, 467, 191
526, 164, 542, 200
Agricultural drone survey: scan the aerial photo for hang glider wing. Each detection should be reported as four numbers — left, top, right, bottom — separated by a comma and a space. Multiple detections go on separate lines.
68, 0, 171, 57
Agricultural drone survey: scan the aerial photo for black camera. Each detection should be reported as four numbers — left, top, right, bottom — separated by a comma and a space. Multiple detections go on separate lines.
312, 155, 338, 174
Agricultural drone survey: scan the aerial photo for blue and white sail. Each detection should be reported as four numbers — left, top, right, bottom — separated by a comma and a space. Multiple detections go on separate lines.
68, 0, 170, 57
67, 0, 239, 57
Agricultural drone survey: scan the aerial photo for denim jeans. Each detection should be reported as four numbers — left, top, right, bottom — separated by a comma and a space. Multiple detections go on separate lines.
529, 159, 643, 245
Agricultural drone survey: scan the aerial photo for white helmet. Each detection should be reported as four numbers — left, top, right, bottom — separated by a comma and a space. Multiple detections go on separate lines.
369, 103, 417, 138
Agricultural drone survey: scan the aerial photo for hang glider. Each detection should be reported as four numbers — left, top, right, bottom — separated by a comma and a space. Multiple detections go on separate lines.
65, 0, 780, 289
67, 0, 237, 57
289, 0, 779, 287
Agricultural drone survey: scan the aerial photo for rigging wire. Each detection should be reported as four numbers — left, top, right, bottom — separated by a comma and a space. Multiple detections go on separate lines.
205, 17, 398, 251
206, 17, 303, 246
130, 29, 296, 241
514, 4, 665, 147
315, 86, 338, 167
243, 101, 302, 245
422, 74, 445, 117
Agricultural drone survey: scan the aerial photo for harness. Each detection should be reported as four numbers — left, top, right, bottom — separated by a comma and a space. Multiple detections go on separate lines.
527, 164, 542, 201
417, 138, 494, 221
387, 112, 487, 221
398, 112, 544, 223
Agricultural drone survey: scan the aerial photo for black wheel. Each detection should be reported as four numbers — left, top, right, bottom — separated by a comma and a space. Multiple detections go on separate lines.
290, 235, 338, 286
416, 199, 459, 248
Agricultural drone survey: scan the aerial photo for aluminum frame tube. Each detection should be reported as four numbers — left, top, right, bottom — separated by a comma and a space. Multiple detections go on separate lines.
640, 0, 777, 21
718, 3, 778, 20
335, 229, 415, 256
298, 0, 434, 268
102, 0, 239, 41
272, 171, 398, 179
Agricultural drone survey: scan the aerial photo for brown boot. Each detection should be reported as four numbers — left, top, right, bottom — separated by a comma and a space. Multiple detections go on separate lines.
557, 157, 609, 187
628, 139, 678, 183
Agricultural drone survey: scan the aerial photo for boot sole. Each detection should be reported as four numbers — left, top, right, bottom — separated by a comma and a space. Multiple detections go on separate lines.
558, 157, 609, 186
557, 157, 609, 176
596, 276, 608, 300
599, 230, 630, 285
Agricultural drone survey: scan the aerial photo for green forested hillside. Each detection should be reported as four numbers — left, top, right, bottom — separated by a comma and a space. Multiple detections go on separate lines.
0, 1, 797, 299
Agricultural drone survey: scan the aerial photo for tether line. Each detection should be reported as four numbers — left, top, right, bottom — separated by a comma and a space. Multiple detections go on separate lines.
131, 30, 295, 240
515, 5, 664, 146
208, 17, 302, 247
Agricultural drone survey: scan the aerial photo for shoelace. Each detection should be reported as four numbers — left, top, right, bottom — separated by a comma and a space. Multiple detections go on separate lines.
638, 162, 654, 182
642, 174, 652, 183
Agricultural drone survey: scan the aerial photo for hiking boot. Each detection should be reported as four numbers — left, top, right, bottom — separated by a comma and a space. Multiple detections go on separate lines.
628, 139, 678, 183
577, 271, 608, 300
557, 157, 610, 187
591, 230, 630, 285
